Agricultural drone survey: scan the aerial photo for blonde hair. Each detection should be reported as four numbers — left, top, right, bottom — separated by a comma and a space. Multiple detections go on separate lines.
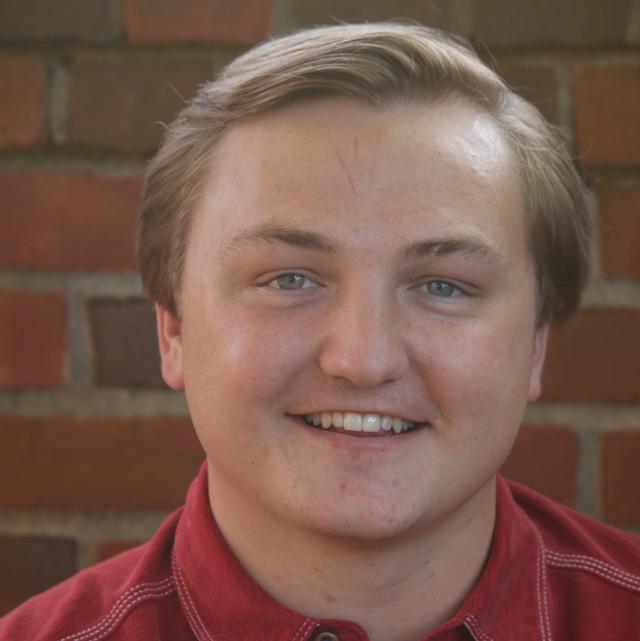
137, 22, 594, 324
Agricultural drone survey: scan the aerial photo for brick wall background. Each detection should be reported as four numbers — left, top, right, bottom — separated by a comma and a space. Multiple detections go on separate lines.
1, 0, 639, 613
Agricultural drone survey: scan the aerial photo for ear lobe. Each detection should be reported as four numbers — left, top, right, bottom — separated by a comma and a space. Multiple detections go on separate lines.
156, 303, 185, 390
527, 321, 551, 402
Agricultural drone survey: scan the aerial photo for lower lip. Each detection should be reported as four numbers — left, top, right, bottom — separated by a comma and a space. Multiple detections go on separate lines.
288, 415, 426, 450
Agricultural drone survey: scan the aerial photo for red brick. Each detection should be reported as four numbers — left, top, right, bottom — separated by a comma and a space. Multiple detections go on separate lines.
601, 430, 640, 525
472, 0, 633, 47
0, 169, 141, 270
0, 56, 46, 148
0, 535, 77, 616
140, 415, 203, 455
0, 0, 118, 42
573, 65, 640, 167
95, 540, 143, 562
88, 299, 163, 388
0, 416, 203, 509
0, 290, 66, 389
69, 56, 213, 152
1, 415, 37, 459
292, 0, 446, 28
497, 64, 559, 124
542, 309, 640, 403
501, 425, 577, 506
124, 0, 272, 45
598, 182, 640, 281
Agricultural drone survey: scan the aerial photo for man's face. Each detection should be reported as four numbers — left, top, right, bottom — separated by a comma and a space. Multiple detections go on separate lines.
158, 97, 549, 541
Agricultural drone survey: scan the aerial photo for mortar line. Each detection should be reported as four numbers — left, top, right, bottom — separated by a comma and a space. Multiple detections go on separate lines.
66, 283, 94, 389
575, 429, 602, 518
48, 54, 69, 145
272, 0, 296, 33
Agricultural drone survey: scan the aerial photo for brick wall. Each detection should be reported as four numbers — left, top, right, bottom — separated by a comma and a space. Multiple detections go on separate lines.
1, 0, 639, 612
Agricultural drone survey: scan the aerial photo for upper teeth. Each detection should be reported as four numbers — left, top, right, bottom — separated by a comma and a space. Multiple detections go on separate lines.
304, 412, 416, 434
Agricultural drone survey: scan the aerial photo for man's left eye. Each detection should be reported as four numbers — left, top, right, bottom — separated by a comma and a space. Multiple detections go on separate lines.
267, 273, 316, 290
423, 280, 461, 297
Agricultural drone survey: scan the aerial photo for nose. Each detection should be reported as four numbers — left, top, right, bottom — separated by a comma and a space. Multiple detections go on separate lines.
317, 286, 410, 388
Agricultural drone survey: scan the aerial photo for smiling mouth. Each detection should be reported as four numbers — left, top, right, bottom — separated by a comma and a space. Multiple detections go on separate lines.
301, 411, 419, 436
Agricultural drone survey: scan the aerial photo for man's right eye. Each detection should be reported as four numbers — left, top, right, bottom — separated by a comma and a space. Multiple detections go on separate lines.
267, 273, 316, 290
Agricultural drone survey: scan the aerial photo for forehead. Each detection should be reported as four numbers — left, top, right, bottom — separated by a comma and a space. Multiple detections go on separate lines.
214, 96, 515, 182
193, 96, 524, 258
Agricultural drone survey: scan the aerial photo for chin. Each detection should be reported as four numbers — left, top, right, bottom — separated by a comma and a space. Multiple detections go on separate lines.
286, 494, 429, 544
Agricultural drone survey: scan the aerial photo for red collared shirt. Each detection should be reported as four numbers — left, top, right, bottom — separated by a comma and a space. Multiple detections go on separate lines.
2, 463, 639, 641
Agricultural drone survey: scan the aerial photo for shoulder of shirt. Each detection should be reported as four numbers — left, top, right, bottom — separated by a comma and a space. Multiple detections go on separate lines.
0, 508, 182, 641
506, 477, 640, 596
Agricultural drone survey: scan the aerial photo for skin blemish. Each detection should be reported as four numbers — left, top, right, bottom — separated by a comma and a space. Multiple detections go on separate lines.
352, 135, 360, 155
335, 150, 355, 192
324, 594, 337, 603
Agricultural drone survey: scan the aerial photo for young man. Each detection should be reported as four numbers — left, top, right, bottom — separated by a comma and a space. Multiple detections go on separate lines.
2, 22, 638, 641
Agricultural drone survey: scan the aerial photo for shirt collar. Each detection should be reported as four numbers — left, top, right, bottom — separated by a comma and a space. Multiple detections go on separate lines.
173, 463, 317, 641
455, 476, 546, 641
174, 464, 545, 641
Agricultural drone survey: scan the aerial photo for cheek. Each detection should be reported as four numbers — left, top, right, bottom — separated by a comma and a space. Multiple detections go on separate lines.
184, 306, 313, 405
425, 317, 536, 418
421, 319, 536, 480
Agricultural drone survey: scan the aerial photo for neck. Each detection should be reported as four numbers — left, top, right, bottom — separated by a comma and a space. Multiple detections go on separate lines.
207, 466, 496, 641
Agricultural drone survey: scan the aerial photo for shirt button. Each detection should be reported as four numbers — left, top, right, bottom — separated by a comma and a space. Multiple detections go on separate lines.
314, 633, 339, 641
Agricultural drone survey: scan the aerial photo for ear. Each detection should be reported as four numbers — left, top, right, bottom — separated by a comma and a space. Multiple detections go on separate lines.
527, 321, 551, 402
156, 303, 185, 390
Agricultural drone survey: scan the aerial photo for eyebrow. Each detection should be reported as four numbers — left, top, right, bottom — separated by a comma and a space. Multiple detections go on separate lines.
402, 237, 508, 265
223, 223, 506, 265
223, 223, 338, 256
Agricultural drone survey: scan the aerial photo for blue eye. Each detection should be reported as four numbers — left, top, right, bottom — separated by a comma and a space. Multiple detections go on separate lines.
268, 273, 315, 290
425, 280, 459, 297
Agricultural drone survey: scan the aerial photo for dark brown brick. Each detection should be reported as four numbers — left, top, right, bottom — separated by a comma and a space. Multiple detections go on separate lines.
0, 290, 66, 389
89, 298, 163, 388
0, 56, 46, 148
95, 540, 143, 562
598, 182, 640, 281
0, 535, 77, 616
472, 0, 634, 48
542, 309, 640, 403
602, 430, 640, 526
124, 0, 272, 45
501, 424, 577, 506
292, 0, 446, 29
69, 56, 213, 152
0, 0, 118, 43
0, 415, 203, 509
573, 65, 640, 167
0, 169, 141, 270
497, 63, 559, 124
